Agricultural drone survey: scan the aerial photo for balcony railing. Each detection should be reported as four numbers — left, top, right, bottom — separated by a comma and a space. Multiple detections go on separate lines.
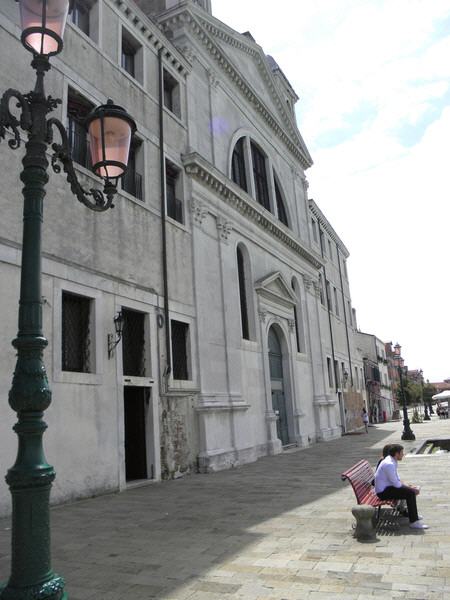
122, 171, 143, 200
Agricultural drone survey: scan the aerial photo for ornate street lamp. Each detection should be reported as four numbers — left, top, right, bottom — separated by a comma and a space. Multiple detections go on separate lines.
420, 369, 430, 420
0, 2, 136, 599
393, 344, 415, 441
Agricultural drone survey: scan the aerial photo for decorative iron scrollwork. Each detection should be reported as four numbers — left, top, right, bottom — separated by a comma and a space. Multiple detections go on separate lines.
47, 117, 116, 212
0, 89, 32, 149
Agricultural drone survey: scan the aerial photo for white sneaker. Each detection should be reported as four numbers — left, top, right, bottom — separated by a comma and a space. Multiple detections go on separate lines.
410, 521, 429, 529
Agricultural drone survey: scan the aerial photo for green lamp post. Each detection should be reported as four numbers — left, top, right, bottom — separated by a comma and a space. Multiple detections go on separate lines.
0, 2, 136, 599
393, 344, 415, 441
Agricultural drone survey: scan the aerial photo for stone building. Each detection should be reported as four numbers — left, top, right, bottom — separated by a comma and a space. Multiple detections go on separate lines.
0, 0, 366, 516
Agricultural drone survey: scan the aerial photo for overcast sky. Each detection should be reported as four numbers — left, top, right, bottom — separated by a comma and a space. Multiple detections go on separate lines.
213, 0, 450, 382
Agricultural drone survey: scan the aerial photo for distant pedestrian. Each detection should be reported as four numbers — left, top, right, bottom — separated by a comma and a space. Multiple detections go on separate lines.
362, 408, 369, 433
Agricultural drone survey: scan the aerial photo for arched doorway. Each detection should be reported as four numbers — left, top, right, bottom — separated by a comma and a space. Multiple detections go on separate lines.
268, 326, 289, 445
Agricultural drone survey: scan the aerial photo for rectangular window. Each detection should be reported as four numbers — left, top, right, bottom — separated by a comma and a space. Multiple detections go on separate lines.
121, 29, 143, 83
318, 273, 325, 305
122, 137, 144, 200
326, 280, 332, 312
311, 219, 318, 243
62, 291, 92, 373
327, 357, 333, 388
163, 69, 181, 118
165, 160, 183, 223
320, 229, 326, 256
67, 88, 94, 168
122, 309, 146, 377
71, 0, 90, 36
328, 239, 333, 261
355, 366, 359, 390
250, 142, 270, 210
334, 360, 339, 390
348, 301, 352, 327
333, 287, 339, 316
171, 320, 190, 380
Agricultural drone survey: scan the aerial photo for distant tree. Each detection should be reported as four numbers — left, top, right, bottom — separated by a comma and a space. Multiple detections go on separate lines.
396, 377, 422, 405
423, 383, 437, 404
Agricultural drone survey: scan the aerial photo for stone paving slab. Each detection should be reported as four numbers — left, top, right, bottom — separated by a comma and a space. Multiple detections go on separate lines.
1, 418, 450, 599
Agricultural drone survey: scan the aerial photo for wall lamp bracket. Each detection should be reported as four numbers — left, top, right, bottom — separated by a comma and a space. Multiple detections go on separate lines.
108, 310, 124, 359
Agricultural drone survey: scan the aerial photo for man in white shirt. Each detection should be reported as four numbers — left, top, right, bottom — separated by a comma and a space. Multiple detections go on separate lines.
374, 444, 428, 530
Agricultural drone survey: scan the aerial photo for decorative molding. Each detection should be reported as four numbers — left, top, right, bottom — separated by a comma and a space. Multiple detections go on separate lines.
312, 281, 321, 299
302, 274, 313, 291
258, 309, 267, 323
183, 153, 323, 269
190, 198, 208, 225
112, 0, 190, 76
208, 69, 220, 89
157, 8, 312, 169
216, 216, 233, 241
181, 44, 196, 65
288, 319, 296, 331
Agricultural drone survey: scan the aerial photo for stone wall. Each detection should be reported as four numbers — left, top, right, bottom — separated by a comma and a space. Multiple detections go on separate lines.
160, 395, 199, 479
344, 391, 365, 432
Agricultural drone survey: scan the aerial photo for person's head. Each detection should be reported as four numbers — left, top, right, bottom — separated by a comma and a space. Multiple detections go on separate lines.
388, 444, 404, 461
362, 408, 367, 413
382, 444, 392, 458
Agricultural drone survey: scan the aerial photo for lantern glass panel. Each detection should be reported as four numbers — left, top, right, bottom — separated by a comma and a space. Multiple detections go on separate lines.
88, 116, 132, 179
20, 0, 70, 56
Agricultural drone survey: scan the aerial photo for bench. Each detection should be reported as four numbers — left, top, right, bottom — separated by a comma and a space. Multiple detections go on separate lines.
341, 459, 397, 522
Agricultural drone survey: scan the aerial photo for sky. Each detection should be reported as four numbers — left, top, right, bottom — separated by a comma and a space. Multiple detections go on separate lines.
213, 0, 450, 382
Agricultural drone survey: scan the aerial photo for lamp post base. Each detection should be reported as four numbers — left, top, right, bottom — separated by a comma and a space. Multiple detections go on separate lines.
401, 429, 416, 441
0, 577, 66, 600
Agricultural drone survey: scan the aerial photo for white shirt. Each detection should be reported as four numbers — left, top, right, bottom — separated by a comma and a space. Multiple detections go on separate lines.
374, 455, 402, 494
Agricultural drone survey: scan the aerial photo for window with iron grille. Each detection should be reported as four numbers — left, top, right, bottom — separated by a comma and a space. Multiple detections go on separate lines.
67, 88, 93, 168
171, 320, 190, 380
231, 138, 247, 192
122, 309, 146, 377
166, 160, 183, 223
62, 292, 92, 373
71, 0, 91, 36
274, 178, 289, 227
122, 137, 143, 200
237, 246, 250, 340
250, 142, 270, 210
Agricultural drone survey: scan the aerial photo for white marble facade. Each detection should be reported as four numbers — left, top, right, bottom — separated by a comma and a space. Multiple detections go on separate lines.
0, 0, 365, 516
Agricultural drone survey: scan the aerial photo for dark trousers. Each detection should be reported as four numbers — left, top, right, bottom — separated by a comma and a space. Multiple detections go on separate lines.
377, 486, 419, 522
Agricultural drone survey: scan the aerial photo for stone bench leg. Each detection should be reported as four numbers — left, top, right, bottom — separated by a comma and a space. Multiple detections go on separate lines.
352, 505, 376, 541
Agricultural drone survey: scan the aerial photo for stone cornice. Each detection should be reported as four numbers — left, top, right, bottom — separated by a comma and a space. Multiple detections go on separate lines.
182, 153, 323, 269
309, 199, 350, 258
157, 7, 313, 169
111, 0, 191, 76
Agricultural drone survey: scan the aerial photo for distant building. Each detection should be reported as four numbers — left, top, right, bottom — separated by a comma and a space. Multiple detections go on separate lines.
357, 333, 394, 421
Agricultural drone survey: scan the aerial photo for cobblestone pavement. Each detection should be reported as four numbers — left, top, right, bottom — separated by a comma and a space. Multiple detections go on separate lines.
1, 417, 450, 600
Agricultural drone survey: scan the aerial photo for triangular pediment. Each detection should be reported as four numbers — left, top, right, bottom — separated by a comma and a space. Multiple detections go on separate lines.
255, 272, 298, 308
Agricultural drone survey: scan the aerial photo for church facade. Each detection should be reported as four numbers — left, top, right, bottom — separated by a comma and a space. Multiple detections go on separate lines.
0, 0, 365, 516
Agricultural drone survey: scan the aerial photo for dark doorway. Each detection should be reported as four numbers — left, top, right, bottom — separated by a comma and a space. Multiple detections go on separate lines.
268, 326, 290, 446
124, 387, 148, 481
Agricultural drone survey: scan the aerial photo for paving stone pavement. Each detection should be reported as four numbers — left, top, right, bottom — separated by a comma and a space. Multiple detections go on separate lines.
1, 418, 450, 600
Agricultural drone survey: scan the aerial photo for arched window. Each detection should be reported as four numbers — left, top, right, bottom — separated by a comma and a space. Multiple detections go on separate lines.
274, 177, 289, 227
231, 137, 247, 192
291, 277, 306, 353
237, 245, 250, 340
250, 141, 270, 210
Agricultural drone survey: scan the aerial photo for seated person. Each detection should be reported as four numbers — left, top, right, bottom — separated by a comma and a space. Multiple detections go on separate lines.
374, 444, 428, 530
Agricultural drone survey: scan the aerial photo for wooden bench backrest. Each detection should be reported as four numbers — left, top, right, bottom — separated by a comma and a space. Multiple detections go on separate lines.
341, 459, 375, 504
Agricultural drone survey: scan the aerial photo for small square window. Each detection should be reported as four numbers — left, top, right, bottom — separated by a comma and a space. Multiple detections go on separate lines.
62, 292, 93, 373
165, 160, 183, 223
163, 69, 181, 118
171, 320, 190, 380
121, 29, 143, 83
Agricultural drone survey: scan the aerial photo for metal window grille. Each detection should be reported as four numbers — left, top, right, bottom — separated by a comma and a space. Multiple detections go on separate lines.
67, 91, 93, 168
237, 247, 250, 340
231, 138, 247, 192
251, 142, 270, 210
166, 162, 183, 223
71, 1, 90, 36
171, 320, 189, 380
122, 309, 146, 377
62, 292, 92, 373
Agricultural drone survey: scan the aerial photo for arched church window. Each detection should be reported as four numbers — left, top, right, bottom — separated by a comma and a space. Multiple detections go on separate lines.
231, 137, 247, 192
274, 177, 289, 228
250, 141, 270, 210
237, 245, 250, 340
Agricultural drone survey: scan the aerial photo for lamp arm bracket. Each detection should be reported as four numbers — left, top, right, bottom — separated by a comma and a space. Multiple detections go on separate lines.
47, 117, 116, 212
0, 89, 32, 150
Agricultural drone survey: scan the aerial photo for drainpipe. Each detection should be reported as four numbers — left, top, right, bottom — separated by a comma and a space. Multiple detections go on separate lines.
336, 243, 353, 387
318, 224, 337, 393
159, 48, 171, 382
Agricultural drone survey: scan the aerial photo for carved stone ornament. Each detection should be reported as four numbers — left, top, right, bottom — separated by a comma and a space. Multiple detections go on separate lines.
259, 309, 267, 323
208, 69, 220, 89
190, 198, 208, 225
216, 217, 232, 241
181, 45, 196, 64
301, 176, 309, 192
302, 274, 313, 291
288, 319, 296, 331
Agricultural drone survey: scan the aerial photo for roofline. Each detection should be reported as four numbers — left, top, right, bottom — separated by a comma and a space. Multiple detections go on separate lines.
309, 199, 350, 257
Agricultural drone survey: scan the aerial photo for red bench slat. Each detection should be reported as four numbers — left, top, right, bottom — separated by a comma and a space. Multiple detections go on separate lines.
341, 459, 397, 510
